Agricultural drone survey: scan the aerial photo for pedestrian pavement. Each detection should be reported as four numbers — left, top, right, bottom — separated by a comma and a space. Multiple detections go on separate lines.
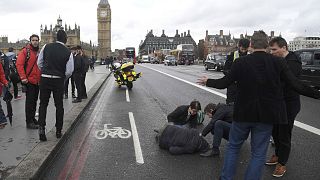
0, 65, 111, 179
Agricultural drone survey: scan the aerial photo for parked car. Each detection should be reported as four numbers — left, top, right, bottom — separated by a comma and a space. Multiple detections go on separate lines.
150, 57, 160, 64
204, 53, 227, 71
164, 55, 177, 66
294, 48, 320, 89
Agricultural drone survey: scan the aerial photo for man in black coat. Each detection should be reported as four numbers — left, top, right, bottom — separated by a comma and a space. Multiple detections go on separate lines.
266, 37, 303, 177
199, 103, 233, 157
155, 123, 210, 155
72, 46, 85, 103
167, 100, 201, 128
197, 31, 320, 180
224, 38, 250, 104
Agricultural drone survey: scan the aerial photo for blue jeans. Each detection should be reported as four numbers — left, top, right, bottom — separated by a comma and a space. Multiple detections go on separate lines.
221, 122, 273, 180
211, 120, 231, 148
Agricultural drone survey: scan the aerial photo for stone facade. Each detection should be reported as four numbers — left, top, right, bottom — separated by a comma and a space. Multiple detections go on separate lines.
97, 0, 112, 60
202, 30, 279, 58
40, 16, 97, 58
0, 37, 28, 54
139, 29, 197, 57
288, 36, 320, 51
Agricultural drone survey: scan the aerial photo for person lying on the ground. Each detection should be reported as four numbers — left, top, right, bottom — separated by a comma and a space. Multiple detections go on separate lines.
155, 123, 210, 155
200, 103, 233, 157
167, 100, 202, 128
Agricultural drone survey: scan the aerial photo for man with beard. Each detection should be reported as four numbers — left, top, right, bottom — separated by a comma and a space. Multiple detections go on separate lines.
266, 37, 302, 177
17, 34, 41, 129
224, 38, 250, 104
197, 31, 320, 180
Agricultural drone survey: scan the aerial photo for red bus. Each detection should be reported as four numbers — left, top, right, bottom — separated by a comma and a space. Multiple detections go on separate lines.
125, 47, 136, 64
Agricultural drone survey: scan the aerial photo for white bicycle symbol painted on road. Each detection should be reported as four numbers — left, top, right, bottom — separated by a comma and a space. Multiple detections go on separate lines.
95, 124, 132, 139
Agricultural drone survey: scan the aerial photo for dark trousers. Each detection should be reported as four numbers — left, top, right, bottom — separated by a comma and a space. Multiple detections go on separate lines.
272, 98, 301, 165
64, 75, 75, 95
38, 77, 64, 130
12, 81, 19, 98
25, 83, 39, 124
73, 73, 82, 100
81, 73, 87, 98
211, 120, 232, 148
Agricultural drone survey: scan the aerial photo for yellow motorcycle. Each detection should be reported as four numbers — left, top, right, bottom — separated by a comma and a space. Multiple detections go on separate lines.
111, 62, 141, 90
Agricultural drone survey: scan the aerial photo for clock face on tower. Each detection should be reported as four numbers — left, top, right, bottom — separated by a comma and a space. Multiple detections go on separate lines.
100, 10, 107, 18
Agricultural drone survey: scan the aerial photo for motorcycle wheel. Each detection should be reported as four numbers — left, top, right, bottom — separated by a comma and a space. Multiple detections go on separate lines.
127, 82, 133, 90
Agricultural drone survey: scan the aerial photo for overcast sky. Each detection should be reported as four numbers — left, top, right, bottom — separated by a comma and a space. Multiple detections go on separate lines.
0, 0, 319, 51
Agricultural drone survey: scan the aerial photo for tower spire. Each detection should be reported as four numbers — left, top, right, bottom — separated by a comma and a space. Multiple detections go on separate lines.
99, 0, 109, 5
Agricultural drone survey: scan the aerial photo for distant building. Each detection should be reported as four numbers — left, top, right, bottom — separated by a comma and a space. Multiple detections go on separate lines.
40, 16, 97, 57
0, 36, 28, 54
139, 29, 197, 57
204, 30, 236, 58
288, 36, 320, 51
203, 30, 279, 58
112, 49, 126, 60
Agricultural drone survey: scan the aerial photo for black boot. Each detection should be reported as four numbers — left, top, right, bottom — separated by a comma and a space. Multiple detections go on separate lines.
39, 126, 47, 141
56, 129, 62, 139
27, 122, 39, 129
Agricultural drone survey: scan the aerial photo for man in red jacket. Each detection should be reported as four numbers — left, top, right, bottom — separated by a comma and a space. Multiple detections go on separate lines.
0, 62, 9, 128
17, 34, 41, 129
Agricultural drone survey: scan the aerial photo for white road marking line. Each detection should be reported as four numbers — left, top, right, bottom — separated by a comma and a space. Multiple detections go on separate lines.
140, 65, 227, 99
128, 112, 144, 164
140, 65, 320, 136
294, 121, 320, 136
126, 89, 130, 102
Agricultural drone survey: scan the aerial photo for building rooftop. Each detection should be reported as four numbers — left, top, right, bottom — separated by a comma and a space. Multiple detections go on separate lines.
99, 0, 109, 6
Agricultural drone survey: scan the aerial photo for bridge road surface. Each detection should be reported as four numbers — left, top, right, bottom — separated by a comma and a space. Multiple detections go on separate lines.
41, 64, 320, 180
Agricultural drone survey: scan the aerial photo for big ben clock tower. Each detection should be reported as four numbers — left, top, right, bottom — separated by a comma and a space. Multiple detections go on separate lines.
97, 0, 111, 59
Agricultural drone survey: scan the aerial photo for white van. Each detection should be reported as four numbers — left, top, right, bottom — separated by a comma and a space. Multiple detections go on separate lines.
141, 55, 150, 63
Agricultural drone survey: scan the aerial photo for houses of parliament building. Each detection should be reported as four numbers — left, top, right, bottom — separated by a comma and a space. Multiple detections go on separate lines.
1, 0, 112, 60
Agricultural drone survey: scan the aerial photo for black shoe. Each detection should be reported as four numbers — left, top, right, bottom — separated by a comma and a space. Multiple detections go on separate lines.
39, 126, 47, 141
82, 96, 88, 99
72, 99, 82, 103
72, 93, 76, 98
56, 130, 62, 139
27, 122, 39, 129
200, 148, 220, 157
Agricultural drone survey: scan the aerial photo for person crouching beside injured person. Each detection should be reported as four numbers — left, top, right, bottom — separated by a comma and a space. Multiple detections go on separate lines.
199, 103, 233, 157
155, 123, 210, 155
167, 100, 201, 128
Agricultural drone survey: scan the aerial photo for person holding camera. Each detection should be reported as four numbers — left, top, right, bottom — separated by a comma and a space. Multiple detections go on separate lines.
16, 34, 41, 129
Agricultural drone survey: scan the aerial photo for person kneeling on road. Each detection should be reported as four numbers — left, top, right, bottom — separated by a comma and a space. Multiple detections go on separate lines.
199, 103, 233, 157
155, 123, 210, 155
167, 100, 202, 128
